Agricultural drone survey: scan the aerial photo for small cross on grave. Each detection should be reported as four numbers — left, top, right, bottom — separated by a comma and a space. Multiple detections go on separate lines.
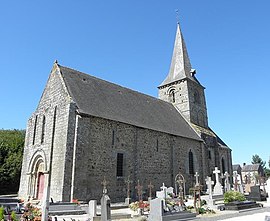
213, 167, 223, 195
213, 167, 221, 184
125, 175, 132, 199
205, 176, 214, 199
160, 183, 168, 199
224, 171, 231, 192
135, 180, 143, 201
101, 176, 109, 194
194, 172, 200, 187
148, 181, 154, 200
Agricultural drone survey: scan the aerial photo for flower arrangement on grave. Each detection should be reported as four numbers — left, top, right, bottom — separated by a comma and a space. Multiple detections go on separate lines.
129, 201, 150, 212
72, 198, 80, 205
224, 191, 246, 204
21, 203, 52, 221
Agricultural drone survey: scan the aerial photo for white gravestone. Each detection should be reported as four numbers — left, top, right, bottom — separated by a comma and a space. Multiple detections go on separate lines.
213, 167, 223, 195
156, 183, 174, 199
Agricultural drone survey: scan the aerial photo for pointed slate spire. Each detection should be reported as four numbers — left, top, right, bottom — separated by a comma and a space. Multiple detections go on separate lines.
160, 23, 193, 87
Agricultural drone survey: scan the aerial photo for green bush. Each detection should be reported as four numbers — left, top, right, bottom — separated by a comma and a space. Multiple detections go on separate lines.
224, 191, 246, 204
0, 206, 4, 221
11, 211, 18, 221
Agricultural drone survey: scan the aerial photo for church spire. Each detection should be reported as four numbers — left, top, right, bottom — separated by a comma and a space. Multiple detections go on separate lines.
160, 22, 193, 87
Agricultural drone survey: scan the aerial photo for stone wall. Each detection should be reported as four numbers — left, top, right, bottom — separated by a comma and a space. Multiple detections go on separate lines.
71, 115, 204, 202
19, 66, 72, 202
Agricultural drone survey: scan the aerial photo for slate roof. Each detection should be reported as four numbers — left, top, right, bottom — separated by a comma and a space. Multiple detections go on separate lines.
232, 164, 241, 171
242, 164, 261, 172
59, 64, 202, 141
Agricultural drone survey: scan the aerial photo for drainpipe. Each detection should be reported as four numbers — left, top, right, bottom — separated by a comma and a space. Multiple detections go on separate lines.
70, 113, 80, 201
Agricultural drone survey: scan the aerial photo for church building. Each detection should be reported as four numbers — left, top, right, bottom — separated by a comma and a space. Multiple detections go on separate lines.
19, 23, 232, 203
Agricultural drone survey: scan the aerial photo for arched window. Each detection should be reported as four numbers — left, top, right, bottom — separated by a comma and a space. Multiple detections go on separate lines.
169, 89, 176, 103
189, 150, 194, 175
41, 115, 46, 144
221, 158, 226, 174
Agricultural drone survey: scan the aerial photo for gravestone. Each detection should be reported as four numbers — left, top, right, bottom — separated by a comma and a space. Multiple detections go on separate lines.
245, 172, 252, 193
224, 171, 230, 192
248, 185, 266, 201
266, 178, 270, 204
148, 198, 196, 221
135, 180, 143, 201
213, 167, 223, 195
148, 181, 154, 201
101, 177, 111, 221
125, 175, 132, 205
88, 200, 97, 220
175, 173, 186, 201
194, 172, 200, 187
205, 176, 214, 207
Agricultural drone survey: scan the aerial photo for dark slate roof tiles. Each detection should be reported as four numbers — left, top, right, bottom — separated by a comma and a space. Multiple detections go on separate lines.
59, 65, 202, 141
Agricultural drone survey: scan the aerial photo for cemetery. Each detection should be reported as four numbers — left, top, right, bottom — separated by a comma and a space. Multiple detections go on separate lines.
2, 167, 270, 221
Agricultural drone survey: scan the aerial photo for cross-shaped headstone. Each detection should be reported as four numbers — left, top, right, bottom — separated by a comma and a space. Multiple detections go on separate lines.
205, 176, 214, 198
135, 180, 143, 201
160, 183, 168, 200
194, 172, 200, 187
148, 181, 154, 199
101, 176, 108, 194
125, 175, 132, 199
213, 167, 221, 184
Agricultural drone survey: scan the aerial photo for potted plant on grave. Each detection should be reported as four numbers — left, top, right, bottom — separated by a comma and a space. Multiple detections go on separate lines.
224, 191, 246, 204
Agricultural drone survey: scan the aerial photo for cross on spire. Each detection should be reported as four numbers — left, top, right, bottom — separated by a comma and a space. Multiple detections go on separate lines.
175, 9, 180, 24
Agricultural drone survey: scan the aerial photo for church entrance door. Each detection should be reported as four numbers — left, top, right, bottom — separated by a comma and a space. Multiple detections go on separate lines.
37, 172, 45, 200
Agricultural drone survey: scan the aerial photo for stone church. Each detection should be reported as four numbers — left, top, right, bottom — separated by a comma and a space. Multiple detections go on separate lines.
19, 23, 232, 203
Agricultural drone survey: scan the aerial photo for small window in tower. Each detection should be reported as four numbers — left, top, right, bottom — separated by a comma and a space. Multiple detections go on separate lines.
116, 153, 124, 177
169, 90, 176, 103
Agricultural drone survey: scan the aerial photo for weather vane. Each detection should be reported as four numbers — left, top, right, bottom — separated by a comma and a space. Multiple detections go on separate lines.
175, 9, 180, 24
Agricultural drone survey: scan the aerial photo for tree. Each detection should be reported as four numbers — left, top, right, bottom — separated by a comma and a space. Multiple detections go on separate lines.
0, 129, 25, 194
251, 154, 266, 169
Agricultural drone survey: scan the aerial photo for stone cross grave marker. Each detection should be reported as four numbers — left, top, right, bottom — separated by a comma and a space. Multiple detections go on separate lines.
205, 176, 214, 199
125, 175, 132, 205
213, 167, 223, 195
245, 172, 252, 193
175, 173, 186, 199
101, 176, 108, 194
135, 180, 143, 201
224, 171, 230, 192
148, 181, 154, 200
194, 172, 199, 187
233, 171, 239, 191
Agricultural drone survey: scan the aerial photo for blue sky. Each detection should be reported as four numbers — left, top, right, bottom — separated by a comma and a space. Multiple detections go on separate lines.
0, 1, 269, 165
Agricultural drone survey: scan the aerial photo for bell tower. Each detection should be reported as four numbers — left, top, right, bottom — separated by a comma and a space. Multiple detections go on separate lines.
158, 23, 208, 128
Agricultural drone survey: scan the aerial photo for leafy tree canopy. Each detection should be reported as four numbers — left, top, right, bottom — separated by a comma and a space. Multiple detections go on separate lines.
0, 129, 25, 194
251, 154, 266, 169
